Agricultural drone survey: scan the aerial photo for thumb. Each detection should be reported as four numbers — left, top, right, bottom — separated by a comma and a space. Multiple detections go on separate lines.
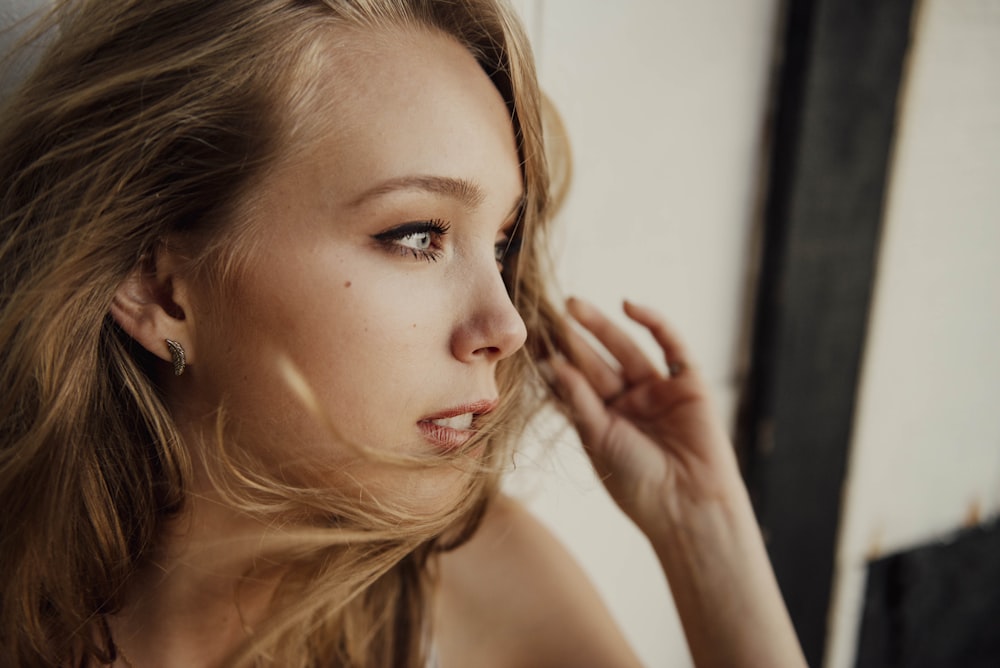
548, 357, 670, 525
548, 357, 649, 484
547, 355, 612, 451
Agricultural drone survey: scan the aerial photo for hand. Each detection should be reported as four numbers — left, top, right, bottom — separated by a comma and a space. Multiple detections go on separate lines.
549, 298, 807, 667
548, 297, 743, 537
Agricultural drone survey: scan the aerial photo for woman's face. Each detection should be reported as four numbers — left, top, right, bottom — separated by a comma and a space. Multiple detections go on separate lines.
182, 27, 526, 510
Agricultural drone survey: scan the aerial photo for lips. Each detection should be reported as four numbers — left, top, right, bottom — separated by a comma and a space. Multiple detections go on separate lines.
418, 399, 498, 452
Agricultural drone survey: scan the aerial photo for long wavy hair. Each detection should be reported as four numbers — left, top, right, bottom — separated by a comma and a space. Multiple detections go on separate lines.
0, 0, 569, 665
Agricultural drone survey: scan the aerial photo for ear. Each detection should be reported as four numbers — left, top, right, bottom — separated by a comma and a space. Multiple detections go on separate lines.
110, 245, 197, 368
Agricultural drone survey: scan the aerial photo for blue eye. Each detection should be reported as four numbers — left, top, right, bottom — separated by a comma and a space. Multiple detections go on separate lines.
400, 230, 434, 251
373, 220, 450, 262
494, 235, 521, 271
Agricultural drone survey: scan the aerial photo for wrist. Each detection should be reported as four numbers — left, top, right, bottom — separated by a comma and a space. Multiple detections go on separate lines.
645, 479, 806, 668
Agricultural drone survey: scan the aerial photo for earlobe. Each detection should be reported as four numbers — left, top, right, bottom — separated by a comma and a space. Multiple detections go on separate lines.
110, 250, 195, 369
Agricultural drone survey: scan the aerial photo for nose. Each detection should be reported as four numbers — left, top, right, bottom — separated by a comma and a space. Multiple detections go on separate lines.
450, 263, 527, 363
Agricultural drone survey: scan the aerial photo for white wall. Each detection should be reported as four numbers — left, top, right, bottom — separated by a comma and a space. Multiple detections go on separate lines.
826, 1, 1000, 666
505, 1, 781, 665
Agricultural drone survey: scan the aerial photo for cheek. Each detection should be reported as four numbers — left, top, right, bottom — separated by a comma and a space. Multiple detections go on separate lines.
177, 248, 488, 510
281, 270, 445, 372
208, 253, 453, 449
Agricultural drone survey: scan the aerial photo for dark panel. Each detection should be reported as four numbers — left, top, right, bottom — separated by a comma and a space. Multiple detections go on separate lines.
735, 0, 917, 664
856, 521, 1000, 668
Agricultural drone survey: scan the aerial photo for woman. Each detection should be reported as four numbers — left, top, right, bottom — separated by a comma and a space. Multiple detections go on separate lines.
0, 0, 806, 666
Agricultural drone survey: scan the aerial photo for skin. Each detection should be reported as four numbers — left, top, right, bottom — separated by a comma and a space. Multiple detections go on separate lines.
178, 32, 527, 512
109, 24, 806, 668
115, 26, 525, 514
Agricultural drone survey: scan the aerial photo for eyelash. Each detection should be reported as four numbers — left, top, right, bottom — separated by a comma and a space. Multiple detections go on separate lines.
373, 219, 520, 270
373, 220, 451, 262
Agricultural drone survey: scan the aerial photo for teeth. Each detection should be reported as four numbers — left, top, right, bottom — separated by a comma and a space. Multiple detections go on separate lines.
431, 413, 474, 430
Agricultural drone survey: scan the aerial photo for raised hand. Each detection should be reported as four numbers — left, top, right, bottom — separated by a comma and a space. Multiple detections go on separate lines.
548, 297, 806, 668
548, 297, 742, 537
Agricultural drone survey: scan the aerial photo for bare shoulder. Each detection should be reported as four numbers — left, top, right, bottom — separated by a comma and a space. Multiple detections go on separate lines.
433, 495, 642, 668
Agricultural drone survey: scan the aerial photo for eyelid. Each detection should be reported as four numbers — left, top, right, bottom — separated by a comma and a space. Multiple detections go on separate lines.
372, 219, 451, 242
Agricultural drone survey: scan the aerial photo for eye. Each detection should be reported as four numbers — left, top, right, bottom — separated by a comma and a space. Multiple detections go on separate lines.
494, 234, 522, 272
373, 220, 450, 262
401, 230, 434, 251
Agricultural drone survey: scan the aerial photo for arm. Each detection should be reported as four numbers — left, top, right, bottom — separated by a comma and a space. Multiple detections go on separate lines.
548, 297, 806, 668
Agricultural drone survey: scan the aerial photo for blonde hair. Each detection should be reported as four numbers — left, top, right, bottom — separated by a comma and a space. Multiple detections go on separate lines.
0, 0, 568, 666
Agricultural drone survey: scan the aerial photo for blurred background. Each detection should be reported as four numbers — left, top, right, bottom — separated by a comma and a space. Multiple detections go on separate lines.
504, 0, 1000, 666
3, 0, 998, 665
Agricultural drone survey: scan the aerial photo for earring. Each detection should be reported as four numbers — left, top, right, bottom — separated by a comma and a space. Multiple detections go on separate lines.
165, 339, 186, 376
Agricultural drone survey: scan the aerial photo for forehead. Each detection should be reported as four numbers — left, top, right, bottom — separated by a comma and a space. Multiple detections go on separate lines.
271, 25, 523, 208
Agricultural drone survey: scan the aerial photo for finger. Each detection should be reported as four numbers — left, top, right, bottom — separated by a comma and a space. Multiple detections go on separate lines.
563, 321, 623, 400
622, 300, 693, 378
547, 355, 612, 447
567, 297, 660, 385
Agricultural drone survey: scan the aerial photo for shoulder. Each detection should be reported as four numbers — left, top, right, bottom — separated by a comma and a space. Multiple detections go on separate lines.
433, 495, 642, 668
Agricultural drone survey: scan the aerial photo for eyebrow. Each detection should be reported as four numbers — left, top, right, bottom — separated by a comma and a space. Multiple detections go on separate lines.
348, 175, 487, 210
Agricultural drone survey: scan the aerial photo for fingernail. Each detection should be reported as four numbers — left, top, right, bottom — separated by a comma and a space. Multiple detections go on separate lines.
623, 299, 653, 316
566, 296, 593, 315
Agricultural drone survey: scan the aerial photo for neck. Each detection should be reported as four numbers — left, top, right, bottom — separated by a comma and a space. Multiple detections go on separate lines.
109, 483, 284, 668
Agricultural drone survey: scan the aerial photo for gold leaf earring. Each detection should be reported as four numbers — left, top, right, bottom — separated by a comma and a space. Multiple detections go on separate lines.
165, 339, 186, 376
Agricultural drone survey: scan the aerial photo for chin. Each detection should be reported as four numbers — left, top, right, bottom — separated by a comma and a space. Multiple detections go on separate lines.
383, 463, 479, 519
259, 435, 487, 529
